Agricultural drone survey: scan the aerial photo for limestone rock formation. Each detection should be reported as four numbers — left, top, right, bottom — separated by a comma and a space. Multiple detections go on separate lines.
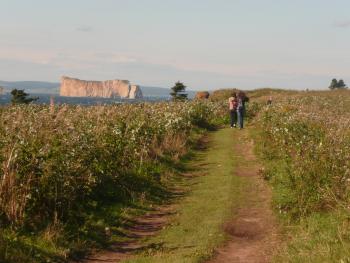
60, 76, 143, 99
195, 91, 210, 99
0, 87, 4, 95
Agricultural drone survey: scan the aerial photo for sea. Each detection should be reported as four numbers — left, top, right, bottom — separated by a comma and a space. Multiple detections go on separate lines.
0, 93, 170, 106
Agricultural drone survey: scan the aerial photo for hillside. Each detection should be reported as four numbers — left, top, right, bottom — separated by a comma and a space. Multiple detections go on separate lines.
0, 81, 60, 94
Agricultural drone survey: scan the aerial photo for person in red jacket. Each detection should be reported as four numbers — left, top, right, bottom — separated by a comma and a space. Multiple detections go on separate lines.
228, 92, 238, 128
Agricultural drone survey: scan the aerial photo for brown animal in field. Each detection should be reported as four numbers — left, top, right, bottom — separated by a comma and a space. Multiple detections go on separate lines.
195, 91, 210, 99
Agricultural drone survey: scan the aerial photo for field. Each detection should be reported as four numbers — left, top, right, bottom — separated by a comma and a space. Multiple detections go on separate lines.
253, 90, 350, 262
0, 100, 226, 262
1, 89, 350, 262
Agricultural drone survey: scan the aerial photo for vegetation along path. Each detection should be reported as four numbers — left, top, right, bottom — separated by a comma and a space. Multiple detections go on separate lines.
82, 128, 280, 263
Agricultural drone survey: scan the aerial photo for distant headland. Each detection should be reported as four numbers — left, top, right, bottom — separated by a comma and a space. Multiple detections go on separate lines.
60, 76, 143, 99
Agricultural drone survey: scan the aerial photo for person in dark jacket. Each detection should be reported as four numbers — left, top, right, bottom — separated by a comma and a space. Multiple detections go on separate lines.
236, 91, 249, 129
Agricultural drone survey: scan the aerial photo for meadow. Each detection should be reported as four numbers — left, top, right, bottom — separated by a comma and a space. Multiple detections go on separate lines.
0, 100, 226, 262
1, 89, 350, 262
254, 90, 350, 262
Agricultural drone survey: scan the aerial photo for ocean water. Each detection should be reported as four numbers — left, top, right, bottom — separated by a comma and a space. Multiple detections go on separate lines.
0, 93, 169, 105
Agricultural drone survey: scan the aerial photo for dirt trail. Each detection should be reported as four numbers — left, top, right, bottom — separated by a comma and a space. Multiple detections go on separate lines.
208, 130, 280, 263
78, 129, 279, 263
80, 205, 174, 263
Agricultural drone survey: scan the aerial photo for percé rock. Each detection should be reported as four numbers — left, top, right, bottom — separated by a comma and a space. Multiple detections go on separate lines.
195, 91, 210, 99
0, 86, 4, 95
60, 76, 143, 99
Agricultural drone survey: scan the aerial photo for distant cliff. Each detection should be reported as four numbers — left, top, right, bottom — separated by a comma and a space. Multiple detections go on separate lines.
60, 76, 143, 99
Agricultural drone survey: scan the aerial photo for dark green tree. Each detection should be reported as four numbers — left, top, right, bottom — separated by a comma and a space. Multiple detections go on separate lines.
170, 81, 188, 101
329, 79, 338, 90
11, 89, 38, 104
337, 79, 347, 89
329, 78, 348, 90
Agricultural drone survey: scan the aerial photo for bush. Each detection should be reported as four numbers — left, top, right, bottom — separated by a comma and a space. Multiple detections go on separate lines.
0, 100, 227, 261
256, 94, 350, 217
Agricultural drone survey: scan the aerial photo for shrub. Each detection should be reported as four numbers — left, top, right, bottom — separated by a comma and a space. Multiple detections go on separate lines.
256, 93, 350, 217
0, 101, 226, 229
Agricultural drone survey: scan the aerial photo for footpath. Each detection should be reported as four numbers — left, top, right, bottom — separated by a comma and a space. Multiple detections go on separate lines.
81, 128, 279, 263
207, 129, 280, 263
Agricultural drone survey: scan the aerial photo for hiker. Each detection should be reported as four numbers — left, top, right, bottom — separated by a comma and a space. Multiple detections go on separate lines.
237, 91, 249, 129
267, 96, 272, 105
228, 92, 238, 128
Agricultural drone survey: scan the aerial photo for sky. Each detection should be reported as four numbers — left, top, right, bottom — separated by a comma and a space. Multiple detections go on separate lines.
1, 0, 350, 90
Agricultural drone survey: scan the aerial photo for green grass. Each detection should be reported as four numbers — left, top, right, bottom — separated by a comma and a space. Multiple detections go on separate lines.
251, 127, 350, 263
122, 128, 247, 263
0, 127, 222, 263
275, 211, 350, 263
0, 168, 175, 263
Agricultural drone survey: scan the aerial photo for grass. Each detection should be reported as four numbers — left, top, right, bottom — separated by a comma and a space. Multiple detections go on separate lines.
251, 126, 350, 263
0, 101, 228, 262
274, 211, 350, 263
121, 128, 247, 263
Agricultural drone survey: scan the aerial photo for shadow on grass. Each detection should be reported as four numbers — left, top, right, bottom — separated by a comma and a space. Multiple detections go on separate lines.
0, 233, 67, 263
55, 127, 215, 260
73, 129, 214, 261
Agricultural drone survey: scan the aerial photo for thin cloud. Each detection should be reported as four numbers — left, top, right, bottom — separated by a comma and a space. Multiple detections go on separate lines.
93, 52, 138, 63
333, 20, 350, 28
76, 25, 93, 32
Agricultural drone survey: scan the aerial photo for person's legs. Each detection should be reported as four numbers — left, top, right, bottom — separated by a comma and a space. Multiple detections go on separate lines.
230, 110, 235, 127
237, 109, 244, 129
233, 111, 237, 127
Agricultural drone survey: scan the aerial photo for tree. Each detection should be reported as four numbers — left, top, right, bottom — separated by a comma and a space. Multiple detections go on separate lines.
328, 78, 348, 90
11, 89, 38, 104
337, 79, 347, 89
329, 79, 338, 90
170, 81, 188, 101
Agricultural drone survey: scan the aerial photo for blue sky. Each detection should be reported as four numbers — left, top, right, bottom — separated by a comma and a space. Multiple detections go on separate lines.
1, 0, 350, 90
